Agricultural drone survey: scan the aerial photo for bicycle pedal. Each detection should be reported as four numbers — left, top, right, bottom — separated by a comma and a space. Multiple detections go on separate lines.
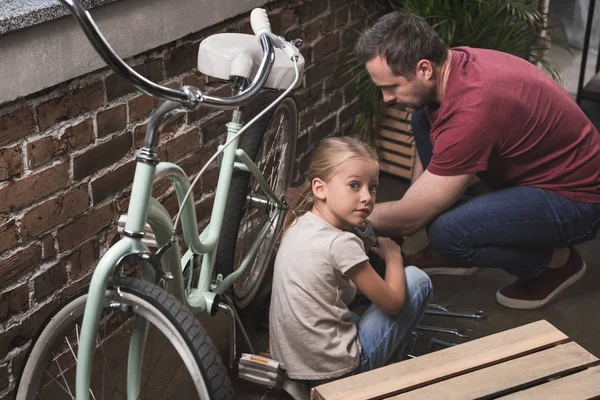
238, 353, 283, 387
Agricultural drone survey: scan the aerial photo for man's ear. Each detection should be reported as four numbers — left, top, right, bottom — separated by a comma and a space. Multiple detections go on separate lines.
416, 59, 433, 80
312, 177, 327, 200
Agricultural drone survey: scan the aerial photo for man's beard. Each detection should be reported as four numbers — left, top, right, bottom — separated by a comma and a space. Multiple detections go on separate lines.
399, 81, 435, 111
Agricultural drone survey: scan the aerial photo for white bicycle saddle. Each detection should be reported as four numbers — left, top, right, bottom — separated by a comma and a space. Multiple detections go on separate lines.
197, 33, 305, 90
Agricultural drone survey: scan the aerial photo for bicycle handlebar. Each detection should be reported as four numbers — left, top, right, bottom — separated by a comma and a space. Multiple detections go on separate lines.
58, 0, 279, 110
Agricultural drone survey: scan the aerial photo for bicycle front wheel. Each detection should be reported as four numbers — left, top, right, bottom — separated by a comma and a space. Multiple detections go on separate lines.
16, 277, 234, 400
216, 92, 298, 309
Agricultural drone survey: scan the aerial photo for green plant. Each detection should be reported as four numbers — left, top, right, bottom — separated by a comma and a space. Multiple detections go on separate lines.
354, 0, 561, 145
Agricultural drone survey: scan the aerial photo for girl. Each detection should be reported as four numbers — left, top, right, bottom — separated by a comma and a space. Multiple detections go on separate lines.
269, 136, 432, 388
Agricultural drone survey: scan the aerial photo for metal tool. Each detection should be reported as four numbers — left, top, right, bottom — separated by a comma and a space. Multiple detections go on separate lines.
425, 309, 486, 320
427, 303, 453, 312
416, 324, 473, 338
428, 337, 457, 349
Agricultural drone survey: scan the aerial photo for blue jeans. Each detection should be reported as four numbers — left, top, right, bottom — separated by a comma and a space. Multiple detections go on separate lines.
305, 266, 432, 388
411, 108, 600, 279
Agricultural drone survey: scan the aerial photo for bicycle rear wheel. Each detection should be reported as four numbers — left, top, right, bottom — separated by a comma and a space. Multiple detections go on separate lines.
16, 277, 234, 400
216, 91, 297, 309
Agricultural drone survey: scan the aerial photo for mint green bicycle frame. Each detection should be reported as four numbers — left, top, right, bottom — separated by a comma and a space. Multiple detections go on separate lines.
57, 0, 296, 396
76, 117, 286, 398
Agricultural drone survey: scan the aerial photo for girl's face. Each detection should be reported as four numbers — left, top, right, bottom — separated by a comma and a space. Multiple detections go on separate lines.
312, 157, 379, 230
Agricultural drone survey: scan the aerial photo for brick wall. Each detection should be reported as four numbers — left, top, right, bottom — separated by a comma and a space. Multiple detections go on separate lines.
0, 0, 374, 396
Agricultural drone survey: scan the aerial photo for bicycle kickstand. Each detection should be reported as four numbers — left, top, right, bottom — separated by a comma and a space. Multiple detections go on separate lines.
218, 294, 256, 369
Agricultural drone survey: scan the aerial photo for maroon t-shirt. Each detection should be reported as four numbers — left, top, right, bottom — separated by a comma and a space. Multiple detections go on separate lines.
427, 47, 600, 203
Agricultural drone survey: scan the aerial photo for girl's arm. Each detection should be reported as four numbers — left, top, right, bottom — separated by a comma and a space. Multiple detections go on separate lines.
346, 237, 405, 314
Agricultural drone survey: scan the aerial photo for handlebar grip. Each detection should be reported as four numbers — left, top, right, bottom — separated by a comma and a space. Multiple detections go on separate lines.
250, 8, 272, 37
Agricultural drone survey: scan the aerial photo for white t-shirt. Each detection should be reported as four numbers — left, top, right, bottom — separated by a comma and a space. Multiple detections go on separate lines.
269, 211, 369, 380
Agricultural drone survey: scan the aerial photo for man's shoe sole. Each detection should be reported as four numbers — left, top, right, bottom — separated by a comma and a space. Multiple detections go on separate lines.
496, 262, 587, 310
421, 267, 480, 276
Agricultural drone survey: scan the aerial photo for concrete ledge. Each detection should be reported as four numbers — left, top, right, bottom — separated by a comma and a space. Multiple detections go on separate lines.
0, 0, 270, 105
0, 0, 118, 35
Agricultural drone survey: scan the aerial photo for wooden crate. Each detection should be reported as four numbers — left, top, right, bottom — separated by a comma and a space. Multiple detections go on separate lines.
377, 104, 416, 180
311, 320, 600, 400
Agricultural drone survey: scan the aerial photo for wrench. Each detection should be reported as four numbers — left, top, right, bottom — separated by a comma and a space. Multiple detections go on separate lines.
427, 303, 453, 312
425, 309, 486, 320
428, 337, 457, 349
416, 324, 473, 338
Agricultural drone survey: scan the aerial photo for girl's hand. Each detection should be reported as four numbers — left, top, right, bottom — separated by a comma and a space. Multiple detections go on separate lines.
371, 237, 402, 263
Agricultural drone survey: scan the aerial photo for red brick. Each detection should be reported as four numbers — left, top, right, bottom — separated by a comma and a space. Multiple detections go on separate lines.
132, 123, 148, 148
165, 128, 200, 162
335, 7, 349, 28
0, 145, 22, 180
59, 118, 94, 152
34, 263, 67, 301
195, 193, 215, 222
298, 1, 328, 23
200, 112, 229, 144
0, 284, 28, 323
37, 82, 104, 130
20, 185, 90, 239
0, 243, 41, 284
0, 299, 58, 357
311, 115, 337, 144
91, 160, 135, 204
179, 141, 219, 177
319, 13, 336, 35
97, 104, 127, 137
27, 136, 54, 168
165, 43, 199, 78
128, 95, 155, 122
66, 239, 98, 279
106, 60, 162, 102
279, 9, 295, 31
73, 133, 133, 180
182, 73, 206, 91
200, 167, 219, 194
57, 203, 115, 251
0, 220, 18, 254
312, 33, 340, 61
0, 106, 36, 146
42, 235, 56, 260
0, 162, 69, 214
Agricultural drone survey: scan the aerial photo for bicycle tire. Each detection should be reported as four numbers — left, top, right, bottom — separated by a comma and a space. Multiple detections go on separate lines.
15, 277, 234, 400
215, 91, 298, 309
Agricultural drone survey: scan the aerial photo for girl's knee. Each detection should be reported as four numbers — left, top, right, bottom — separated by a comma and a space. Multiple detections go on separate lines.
405, 266, 433, 301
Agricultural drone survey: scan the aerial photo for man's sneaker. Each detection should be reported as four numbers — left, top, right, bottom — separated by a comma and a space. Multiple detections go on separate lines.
496, 247, 586, 309
403, 245, 479, 276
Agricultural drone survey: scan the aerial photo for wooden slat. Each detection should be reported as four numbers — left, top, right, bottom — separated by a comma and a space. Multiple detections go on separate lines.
499, 366, 600, 400
380, 162, 412, 179
381, 106, 411, 121
380, 119, 411, 133
378, 128, 414, 145
380, 151, 413, 168
390, 342, 598, 400
378, 140, 415, 157
311, 320, 568, 400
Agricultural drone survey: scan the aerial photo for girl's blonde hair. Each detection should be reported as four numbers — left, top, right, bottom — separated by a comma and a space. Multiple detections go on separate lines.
283, 136, 379, 232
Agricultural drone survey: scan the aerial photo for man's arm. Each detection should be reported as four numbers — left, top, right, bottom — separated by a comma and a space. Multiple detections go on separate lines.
410, 151, 424, 185
370, 170, 474, 237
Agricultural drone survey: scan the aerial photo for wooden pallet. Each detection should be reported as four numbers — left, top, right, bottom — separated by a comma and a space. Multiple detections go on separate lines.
311, 320, 600, 400
377, 104, 415, 181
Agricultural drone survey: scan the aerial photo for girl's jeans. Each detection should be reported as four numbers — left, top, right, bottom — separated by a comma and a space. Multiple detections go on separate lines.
306, 266, 432, 388
411, 108, 600, 279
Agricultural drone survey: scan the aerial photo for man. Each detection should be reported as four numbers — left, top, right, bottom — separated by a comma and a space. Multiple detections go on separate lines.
354, 12, 600, 309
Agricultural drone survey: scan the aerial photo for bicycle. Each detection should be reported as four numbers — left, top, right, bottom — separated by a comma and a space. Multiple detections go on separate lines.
15, 0, 305, 399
